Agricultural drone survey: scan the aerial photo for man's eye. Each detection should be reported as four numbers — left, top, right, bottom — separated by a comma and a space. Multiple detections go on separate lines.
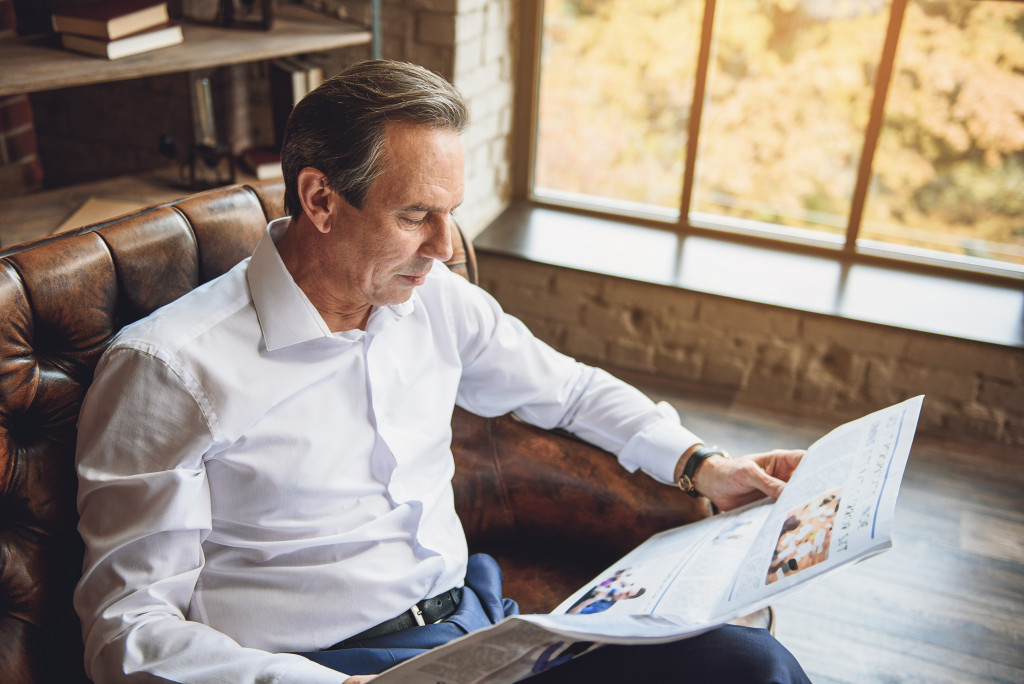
401, 214, 428, 225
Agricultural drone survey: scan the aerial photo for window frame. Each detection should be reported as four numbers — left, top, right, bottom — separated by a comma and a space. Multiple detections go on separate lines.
512, 0, 1024, 285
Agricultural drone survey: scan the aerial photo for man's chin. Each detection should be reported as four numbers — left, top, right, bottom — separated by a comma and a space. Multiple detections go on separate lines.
379, 286, 416, 306
375, 273, 427, 306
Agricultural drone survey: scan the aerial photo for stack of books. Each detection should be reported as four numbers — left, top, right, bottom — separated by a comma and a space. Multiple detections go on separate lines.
240, 57, 324, 180
52, 0, 183, 60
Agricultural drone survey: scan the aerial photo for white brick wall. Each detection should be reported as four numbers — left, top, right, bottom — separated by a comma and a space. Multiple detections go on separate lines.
477, 253, 1024, 447
451, 0, 515, 237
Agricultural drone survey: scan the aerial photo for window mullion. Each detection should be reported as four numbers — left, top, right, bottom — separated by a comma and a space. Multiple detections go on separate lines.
679, 0, 716, 230
846, 0, 908, 254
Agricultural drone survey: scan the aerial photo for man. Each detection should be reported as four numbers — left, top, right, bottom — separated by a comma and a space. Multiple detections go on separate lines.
74, 60, 809, 683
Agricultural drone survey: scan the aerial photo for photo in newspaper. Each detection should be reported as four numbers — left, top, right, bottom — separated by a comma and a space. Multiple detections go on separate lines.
765, 490, 841, 585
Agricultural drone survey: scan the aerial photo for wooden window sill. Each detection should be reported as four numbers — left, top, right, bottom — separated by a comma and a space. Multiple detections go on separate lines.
474, 202, 1023, 350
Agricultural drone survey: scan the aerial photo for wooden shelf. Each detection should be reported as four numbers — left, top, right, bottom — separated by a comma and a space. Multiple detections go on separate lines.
0, 4, 373, 250
0, 5, 372, 97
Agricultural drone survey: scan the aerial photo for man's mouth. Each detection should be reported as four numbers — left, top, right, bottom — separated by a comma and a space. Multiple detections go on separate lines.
400, 273, 428, 286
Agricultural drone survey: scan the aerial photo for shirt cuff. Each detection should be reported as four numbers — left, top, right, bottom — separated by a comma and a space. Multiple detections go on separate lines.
616, 401, 702, 485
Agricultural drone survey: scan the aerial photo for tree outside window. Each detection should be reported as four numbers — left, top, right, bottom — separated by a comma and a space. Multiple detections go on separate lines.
533, 0, 1024, 274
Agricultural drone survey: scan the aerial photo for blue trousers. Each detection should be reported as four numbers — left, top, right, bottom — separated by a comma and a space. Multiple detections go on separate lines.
524, 626, 810, 683
295, 554, 810, 683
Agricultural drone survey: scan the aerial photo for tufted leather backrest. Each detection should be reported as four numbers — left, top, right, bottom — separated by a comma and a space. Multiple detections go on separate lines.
0, 179, 478, 684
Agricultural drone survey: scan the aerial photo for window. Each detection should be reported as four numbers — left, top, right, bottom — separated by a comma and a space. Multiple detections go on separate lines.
531, 0, 1024, 279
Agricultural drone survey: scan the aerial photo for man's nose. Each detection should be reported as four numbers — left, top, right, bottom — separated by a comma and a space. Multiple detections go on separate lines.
422, 214, 454, 262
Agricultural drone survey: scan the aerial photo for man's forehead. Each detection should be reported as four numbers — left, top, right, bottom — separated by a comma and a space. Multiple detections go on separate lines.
374, 123, 465, 207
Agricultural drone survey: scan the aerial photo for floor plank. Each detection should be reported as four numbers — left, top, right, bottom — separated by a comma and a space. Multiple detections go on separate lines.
960, 511, 1024, 565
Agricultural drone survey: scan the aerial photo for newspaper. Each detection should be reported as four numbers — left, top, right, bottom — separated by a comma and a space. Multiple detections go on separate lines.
375, 396, 924, 683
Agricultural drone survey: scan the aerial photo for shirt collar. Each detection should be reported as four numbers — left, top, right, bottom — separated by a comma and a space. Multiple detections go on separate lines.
246, 218, 418, 351
247, 218, 334, 351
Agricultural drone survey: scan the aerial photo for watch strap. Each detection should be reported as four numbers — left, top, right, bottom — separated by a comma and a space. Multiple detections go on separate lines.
677, 446, 727, 498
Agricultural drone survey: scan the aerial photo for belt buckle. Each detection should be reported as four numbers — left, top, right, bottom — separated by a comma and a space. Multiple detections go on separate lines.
411, 604, 427, 627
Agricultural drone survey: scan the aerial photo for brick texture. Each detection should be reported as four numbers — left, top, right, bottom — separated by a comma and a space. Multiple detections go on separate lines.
478, 252, 1024, 447
451, 0, 514, 237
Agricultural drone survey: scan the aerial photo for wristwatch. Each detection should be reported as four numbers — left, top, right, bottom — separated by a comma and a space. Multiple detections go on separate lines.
677, 446, 728, 498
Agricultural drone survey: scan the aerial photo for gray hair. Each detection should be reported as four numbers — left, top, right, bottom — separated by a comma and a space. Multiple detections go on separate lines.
280, 60, 470, 217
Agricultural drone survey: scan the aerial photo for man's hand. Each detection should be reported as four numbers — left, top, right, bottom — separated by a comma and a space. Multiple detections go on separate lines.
685, 449, 805, 512
344, 676, 377, 683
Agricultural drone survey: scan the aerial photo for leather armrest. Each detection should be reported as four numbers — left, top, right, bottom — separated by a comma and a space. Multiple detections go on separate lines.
451, 407, 712, 559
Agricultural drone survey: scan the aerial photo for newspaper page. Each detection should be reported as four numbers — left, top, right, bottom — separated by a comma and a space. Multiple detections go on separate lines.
374, 396, 923, 683
709, 393, 922, 620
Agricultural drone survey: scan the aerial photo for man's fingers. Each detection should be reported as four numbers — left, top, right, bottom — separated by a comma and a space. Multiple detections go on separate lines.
703, 449, 804, 511
753, 449, 805, 481
744, 460, 786, 499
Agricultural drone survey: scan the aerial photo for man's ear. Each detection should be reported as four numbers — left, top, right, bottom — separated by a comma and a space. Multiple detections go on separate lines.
296, 167, 334, 233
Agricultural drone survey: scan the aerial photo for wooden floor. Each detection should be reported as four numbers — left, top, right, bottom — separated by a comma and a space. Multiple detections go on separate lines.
638, 380, 1024, 684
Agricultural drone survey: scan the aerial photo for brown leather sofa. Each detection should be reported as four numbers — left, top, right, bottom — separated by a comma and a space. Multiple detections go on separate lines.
0, 179, 709, 683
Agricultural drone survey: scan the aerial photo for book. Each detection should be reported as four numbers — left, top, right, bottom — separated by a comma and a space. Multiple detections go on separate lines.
51, 0, 169, 41
54, 197, 146, 234
371, 396, 924, 683
240, 146, 283, 180
60, 22, 183, 59
269, 57, 308, 147
268, 57, 322, 147
292, 57, 323, 91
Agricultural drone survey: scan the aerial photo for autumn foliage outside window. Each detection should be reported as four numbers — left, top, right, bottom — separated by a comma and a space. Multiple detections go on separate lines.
533, 0, 1024, 274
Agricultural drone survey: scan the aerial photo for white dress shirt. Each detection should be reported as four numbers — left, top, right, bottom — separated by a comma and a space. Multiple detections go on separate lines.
74, 218, 702, 683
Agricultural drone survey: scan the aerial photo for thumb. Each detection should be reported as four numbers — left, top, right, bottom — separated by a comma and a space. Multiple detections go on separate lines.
750, 466, 786, 500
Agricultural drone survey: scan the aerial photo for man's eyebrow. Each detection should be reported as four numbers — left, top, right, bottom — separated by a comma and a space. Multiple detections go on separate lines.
401, 201, 464, 213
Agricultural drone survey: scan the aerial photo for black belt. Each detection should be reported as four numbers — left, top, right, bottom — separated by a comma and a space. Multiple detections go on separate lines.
333, 587, 463, 647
